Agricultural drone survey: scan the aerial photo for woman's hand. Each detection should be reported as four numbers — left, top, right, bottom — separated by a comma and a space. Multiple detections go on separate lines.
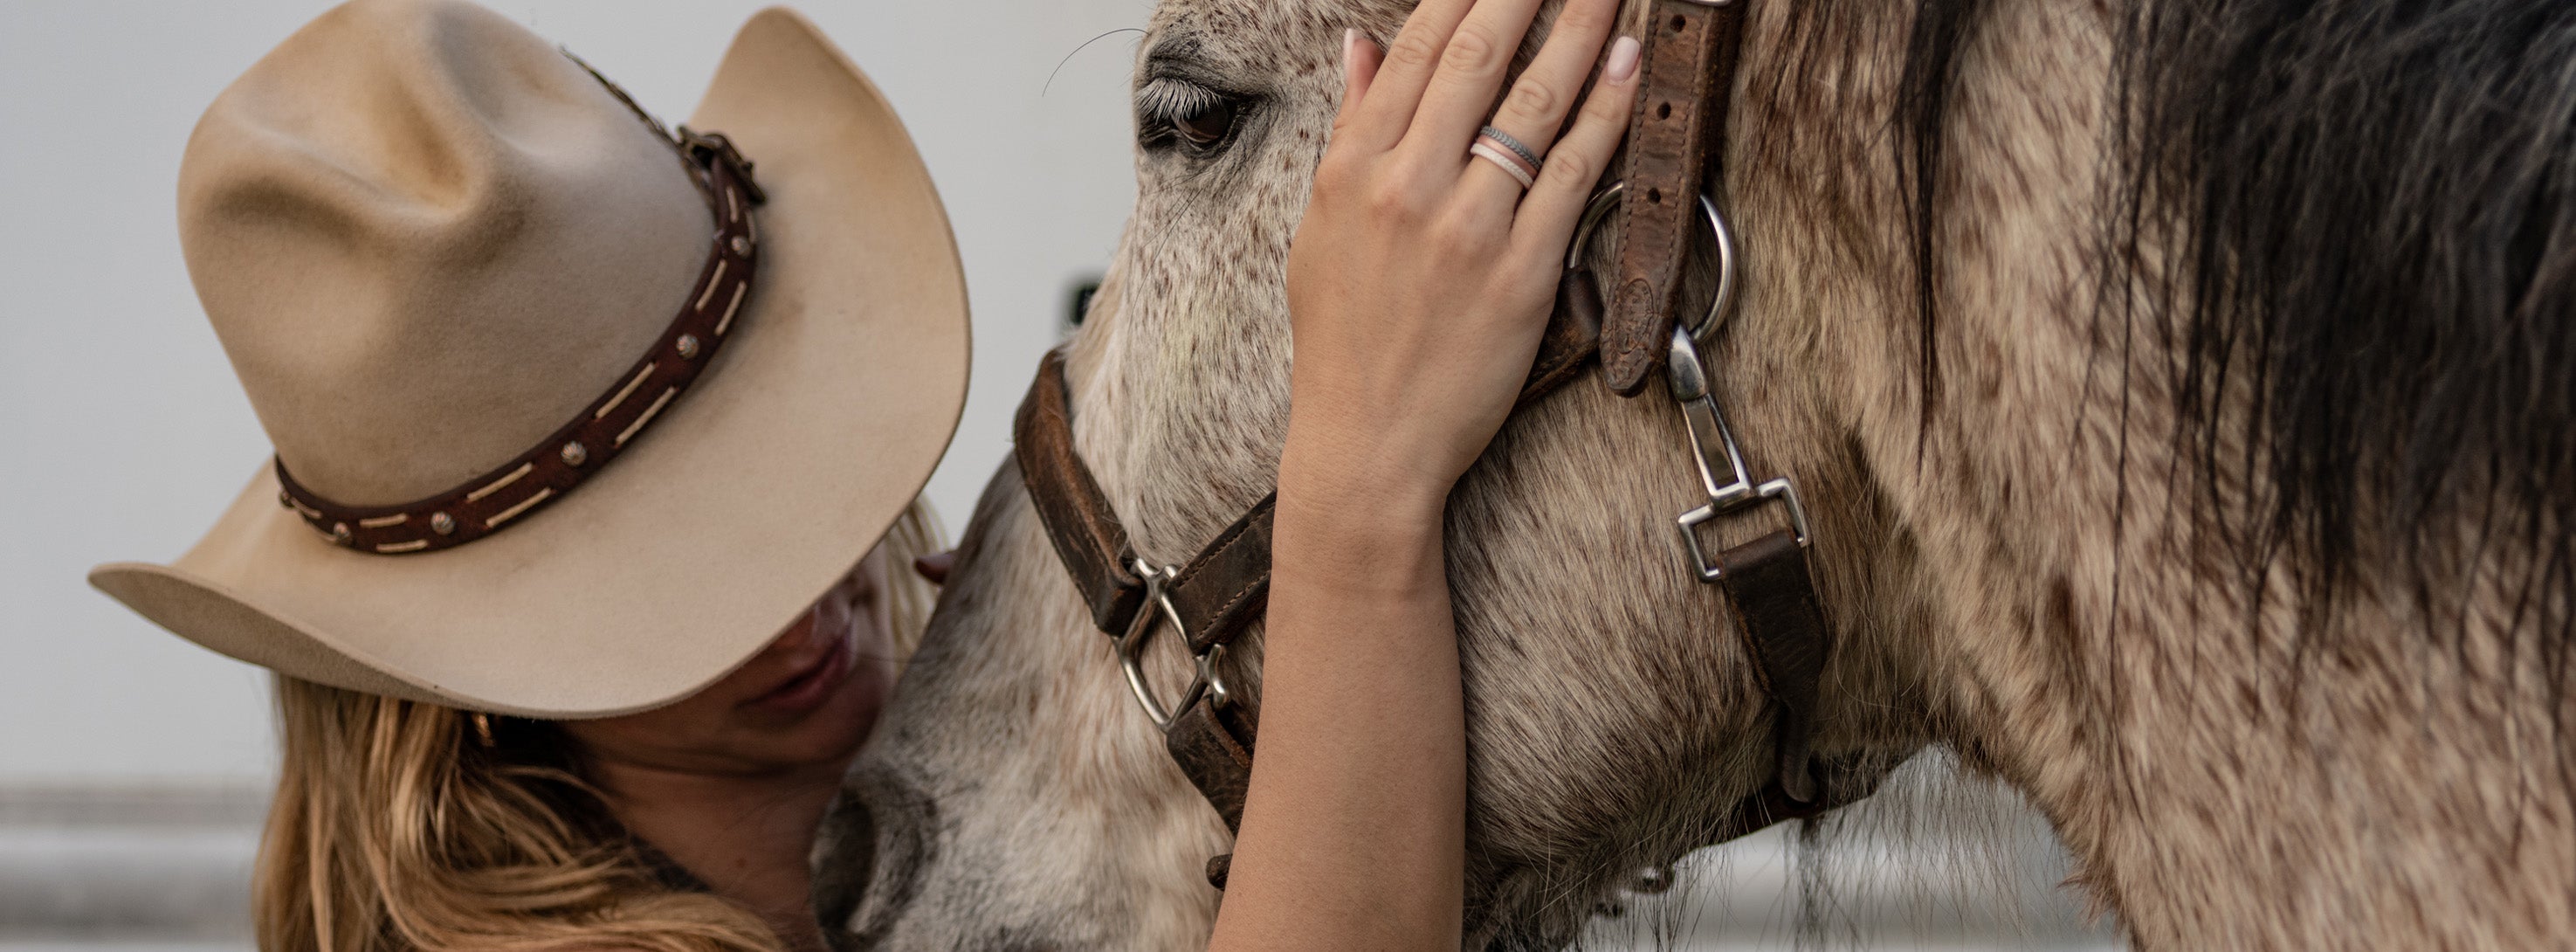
1280, 0, 1640, 524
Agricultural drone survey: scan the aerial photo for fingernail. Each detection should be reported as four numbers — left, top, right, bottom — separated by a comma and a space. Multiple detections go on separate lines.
1344, 28, 1362, 66
913, 551, 956, 585
1606, 36, 1641, 83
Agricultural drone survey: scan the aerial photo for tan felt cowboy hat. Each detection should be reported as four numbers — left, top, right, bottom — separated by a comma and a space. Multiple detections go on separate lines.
87, 0, 968, 718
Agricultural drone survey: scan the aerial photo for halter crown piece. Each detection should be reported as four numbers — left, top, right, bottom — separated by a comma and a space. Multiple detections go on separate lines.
272, 63, 766, 556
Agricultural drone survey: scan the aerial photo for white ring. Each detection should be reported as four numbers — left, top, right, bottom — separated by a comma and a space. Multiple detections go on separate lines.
1470, 141, 1537, 190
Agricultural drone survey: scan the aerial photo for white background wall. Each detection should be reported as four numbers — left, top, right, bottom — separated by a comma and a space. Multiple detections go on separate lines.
0, 0, 1153, 783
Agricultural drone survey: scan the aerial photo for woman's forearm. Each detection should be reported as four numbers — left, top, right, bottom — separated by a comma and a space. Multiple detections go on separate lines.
1209, 456, 1464, 952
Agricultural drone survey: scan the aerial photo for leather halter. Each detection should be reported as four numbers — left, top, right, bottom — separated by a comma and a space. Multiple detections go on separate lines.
1012, 0, 1854, 889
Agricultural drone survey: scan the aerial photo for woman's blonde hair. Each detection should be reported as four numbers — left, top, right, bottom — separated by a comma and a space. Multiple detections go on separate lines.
253, 500, 941, 952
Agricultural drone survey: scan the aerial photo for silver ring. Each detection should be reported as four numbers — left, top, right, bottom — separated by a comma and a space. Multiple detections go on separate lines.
1478, 125, 1545, 170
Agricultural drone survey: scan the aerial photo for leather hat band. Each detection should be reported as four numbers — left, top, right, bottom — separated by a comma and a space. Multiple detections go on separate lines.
273, 72, 767, 556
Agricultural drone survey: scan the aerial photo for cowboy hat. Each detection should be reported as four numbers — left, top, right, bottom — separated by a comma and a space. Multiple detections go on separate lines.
87, 0, 968, 718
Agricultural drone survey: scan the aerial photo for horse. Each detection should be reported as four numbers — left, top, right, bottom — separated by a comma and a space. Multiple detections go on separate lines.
825, 1, 2576, 948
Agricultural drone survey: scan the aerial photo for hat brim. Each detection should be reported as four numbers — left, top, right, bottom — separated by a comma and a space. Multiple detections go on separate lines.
89, 7, 968, 719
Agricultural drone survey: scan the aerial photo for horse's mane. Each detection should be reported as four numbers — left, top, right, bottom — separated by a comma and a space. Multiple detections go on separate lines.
1878, 1, 2576, 694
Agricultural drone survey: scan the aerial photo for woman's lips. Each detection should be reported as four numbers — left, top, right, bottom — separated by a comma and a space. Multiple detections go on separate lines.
745, 625, 854, 716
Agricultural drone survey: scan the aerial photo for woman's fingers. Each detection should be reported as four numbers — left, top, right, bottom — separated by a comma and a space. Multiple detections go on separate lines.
1510, 34, 1641, 259
1333, 29, 1385, 132
1455, 0, 1626, 203
1339, 0, 1480, 150
1399, 0, 1548, 157
1490, 0, 1622, 154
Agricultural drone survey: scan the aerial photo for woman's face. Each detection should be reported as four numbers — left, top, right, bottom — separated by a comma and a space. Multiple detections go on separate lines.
563, 547, 899, 776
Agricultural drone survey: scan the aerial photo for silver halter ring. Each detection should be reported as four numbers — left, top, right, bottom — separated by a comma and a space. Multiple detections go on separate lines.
1565, 181, 1738, 340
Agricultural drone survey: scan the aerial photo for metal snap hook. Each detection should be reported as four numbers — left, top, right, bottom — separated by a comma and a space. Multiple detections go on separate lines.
1670, 324, 1814, 580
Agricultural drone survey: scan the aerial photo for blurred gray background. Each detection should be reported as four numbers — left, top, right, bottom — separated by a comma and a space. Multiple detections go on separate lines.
0, 1, 2118, 949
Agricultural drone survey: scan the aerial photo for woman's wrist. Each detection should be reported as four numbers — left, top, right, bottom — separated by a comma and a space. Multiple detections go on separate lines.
1278, 439, 1446, 528
1274, 443, 1448, 597
1279, 406, 1458, 510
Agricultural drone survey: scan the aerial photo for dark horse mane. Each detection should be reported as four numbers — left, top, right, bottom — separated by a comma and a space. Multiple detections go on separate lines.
1858, 1, 2576, 714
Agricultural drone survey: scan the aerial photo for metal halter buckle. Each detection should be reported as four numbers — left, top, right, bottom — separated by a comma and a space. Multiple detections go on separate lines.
1113, 560, 1210, 731
1569, 183, 1812, 581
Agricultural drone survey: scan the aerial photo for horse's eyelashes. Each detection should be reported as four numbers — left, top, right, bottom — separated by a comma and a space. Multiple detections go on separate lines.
1135, 78, 1216, 121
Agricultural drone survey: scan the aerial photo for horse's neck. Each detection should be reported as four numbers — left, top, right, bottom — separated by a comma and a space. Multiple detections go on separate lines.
1923, 474, 2576, 949
1750, 3, 2576, 946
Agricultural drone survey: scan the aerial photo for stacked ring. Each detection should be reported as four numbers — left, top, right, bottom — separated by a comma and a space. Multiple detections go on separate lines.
1470, 125, 1543, 189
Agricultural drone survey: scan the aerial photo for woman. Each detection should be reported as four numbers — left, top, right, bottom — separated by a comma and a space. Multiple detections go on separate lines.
87, 0, 1637, 949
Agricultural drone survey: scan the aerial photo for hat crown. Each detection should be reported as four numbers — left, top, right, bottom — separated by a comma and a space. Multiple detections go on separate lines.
180, 0, 711, 505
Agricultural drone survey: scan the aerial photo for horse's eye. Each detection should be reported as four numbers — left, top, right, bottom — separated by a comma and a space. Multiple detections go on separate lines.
1174, 98, 1238, 147
1137, 78, 1248, 154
